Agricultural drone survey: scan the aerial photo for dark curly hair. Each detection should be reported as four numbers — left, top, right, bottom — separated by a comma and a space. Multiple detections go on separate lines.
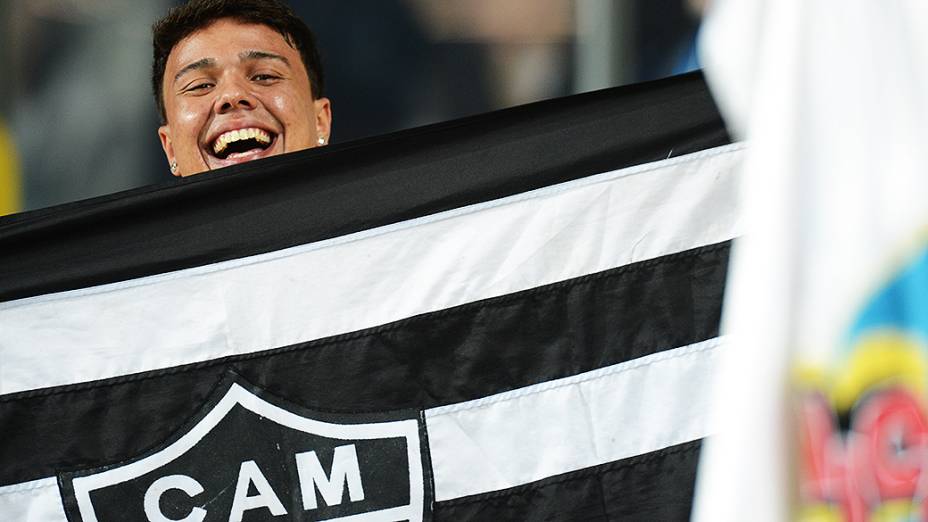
152, 0, 324, 124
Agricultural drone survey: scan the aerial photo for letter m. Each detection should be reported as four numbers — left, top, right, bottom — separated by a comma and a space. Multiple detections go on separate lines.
296, 444, 366, 510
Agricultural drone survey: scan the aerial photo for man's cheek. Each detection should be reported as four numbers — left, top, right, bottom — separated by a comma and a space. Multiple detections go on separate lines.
267, 92, 290, 111
176, 101, 206, 128
278, 98, 315, 149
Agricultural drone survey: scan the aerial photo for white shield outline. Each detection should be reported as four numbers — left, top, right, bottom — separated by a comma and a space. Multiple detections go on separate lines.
68, 382, 425, 522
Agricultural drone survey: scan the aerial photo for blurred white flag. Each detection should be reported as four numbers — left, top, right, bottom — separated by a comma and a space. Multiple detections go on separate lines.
694, 2, 928, 521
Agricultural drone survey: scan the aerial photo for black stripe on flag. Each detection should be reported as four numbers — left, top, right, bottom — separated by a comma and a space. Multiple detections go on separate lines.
0, 241, 728, 487
433, 440, 701, 521
0, 72, 728, 302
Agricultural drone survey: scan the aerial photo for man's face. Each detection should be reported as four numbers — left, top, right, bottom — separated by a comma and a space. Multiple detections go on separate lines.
159, 19, 331, 176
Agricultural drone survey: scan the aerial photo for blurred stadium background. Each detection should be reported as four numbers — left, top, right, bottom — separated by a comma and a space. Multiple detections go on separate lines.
0, 0, 705, 214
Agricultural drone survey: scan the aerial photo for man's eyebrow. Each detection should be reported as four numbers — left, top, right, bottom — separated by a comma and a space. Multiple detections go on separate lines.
239, 50, 290, 66
173, 58, 215, 84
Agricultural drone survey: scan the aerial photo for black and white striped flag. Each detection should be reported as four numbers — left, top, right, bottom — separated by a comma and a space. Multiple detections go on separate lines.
0, 72, 740, 521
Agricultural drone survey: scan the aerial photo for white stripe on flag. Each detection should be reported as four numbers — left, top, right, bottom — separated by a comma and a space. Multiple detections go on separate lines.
427, 336, 724, 500
0, 337, 724, 519
0, 478, 62, 522
0, 144, 742, 395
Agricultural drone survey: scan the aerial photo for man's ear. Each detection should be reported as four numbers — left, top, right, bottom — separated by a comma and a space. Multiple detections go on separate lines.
158, 125, 180, 177
313, 97, 332, 145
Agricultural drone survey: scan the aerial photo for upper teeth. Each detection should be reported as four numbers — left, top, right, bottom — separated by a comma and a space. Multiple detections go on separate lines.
213, 128, 272, 155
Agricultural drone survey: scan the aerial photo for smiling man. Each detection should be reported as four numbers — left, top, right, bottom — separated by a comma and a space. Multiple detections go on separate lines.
152, 0, 331, 177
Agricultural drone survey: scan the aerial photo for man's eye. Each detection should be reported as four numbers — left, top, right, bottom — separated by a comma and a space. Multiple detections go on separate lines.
187, 82, 213, 92
252, 74, 280, 83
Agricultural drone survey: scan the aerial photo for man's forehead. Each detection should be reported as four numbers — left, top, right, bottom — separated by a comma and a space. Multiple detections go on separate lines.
168, 19, 297, 73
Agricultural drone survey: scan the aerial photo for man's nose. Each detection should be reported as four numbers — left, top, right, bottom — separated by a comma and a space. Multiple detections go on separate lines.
214, 79, 257, 114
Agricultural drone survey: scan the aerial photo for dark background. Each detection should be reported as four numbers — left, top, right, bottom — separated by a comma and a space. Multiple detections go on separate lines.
0, 0, 704, 214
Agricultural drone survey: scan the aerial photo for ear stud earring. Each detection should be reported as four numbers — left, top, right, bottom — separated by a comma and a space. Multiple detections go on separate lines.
170, 161, 177, 173
317, 136, 326, 146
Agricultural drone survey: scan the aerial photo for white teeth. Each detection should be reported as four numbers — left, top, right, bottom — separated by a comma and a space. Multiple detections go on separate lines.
212, 127, 272, 155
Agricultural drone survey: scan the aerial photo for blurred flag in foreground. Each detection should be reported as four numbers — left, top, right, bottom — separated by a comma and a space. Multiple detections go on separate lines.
693, 2, 928, 521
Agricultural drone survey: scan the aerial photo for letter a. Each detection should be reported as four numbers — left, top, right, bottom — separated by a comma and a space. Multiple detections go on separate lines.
296, 444, 365, 510
228, 460, 287, 522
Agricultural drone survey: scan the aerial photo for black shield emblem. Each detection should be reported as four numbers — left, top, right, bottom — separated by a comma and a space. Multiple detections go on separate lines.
59, 374, 432, 521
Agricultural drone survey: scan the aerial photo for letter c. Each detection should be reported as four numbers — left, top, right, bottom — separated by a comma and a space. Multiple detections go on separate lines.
143, 475, 207, 522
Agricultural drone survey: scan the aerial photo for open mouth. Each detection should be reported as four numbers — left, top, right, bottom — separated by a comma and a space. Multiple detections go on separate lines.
210, 128, 276, 160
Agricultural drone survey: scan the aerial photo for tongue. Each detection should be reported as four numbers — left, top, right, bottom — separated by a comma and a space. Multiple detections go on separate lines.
225, 147, 264, 159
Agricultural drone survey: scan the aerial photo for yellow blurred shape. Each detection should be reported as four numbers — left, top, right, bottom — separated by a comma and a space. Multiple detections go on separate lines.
870, 499, 921, 522
797, 503, 843, 522
831, 331, 927, 413
0, 121, 22, 216
794, 364, 829, 390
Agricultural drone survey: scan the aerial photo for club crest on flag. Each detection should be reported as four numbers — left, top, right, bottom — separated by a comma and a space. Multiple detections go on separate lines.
798, 239, 928, 522
57, 374, 432, 522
